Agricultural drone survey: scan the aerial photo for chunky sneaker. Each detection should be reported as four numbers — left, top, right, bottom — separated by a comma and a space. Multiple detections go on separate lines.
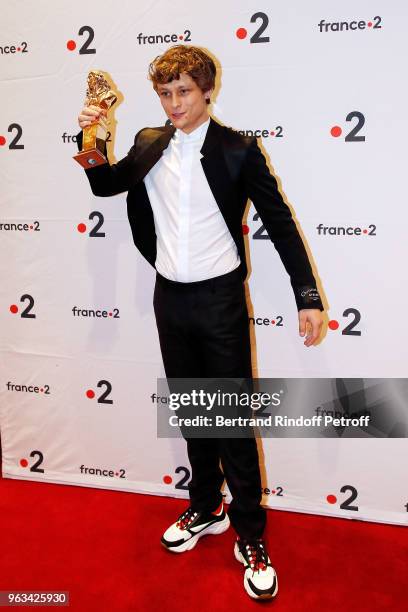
161, 502, 230, 553
234, 538, 278, 600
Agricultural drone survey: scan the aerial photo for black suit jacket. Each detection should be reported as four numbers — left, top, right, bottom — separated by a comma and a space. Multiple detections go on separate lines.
77, 117, 323, 311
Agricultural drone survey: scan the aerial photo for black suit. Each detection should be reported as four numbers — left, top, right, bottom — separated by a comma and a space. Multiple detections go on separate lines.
77, 117, 323, 538
78, 118, 323, 312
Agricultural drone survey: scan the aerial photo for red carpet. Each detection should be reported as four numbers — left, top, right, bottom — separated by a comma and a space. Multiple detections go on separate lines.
0, 472, 406, 611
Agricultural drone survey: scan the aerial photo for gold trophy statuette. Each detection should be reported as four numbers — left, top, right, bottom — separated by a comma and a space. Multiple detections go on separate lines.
73, 70, 117, 169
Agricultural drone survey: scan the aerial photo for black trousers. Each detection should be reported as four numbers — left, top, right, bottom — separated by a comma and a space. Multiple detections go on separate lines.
153, 266, 266, 539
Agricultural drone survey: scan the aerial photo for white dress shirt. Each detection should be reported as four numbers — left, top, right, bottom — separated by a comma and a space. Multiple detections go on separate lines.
143, 117, 240, 282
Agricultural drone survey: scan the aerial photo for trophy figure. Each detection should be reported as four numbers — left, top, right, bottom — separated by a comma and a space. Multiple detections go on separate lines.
73, 70, 117, 169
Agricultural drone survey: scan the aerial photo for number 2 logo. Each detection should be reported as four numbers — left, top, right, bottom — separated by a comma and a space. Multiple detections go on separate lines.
237, 13, 270, 43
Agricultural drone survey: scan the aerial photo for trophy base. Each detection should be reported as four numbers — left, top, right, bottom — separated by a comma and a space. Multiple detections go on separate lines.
73, 148, 107, 169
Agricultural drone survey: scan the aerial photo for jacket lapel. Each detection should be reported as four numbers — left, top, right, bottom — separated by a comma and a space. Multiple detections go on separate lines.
130, 124, 175, 186
131, 117, 232, 217
200, 118, 232, 216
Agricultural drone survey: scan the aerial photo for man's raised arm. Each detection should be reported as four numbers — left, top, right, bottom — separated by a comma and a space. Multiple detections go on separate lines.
76, 104, 140, 197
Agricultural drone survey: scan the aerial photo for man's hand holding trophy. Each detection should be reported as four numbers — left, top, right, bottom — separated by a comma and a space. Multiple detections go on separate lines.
73, 70, 117, 169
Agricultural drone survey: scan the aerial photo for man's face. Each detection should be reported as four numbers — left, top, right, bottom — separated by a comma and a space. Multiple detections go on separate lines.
156, 72, 212, 134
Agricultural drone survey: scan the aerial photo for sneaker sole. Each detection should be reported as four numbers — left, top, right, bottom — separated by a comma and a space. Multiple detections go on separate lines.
234, 542, 279, 600
162, 514, 230, 553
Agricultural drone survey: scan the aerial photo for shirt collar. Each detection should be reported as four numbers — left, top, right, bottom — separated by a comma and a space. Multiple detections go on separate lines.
173, 117, 210, 145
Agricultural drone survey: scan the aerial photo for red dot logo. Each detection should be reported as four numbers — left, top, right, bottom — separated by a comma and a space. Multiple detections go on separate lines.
271, 320, 276, 325
86, 389, 95, 399
40, 388, 44, 393
328, 320, 339, 331
0, 136, 6, 146
77, 223, 87, 233
363, 229, 368, 234
108, 312, 113, 317
367, 22, 372, 28
67, 40, 76, 51
236, 27, 247, 39
327, 494, 337, 504
30, 225, 33, 230
115, 472, 119, 476
20, 458, 28, 468
270, 131, 275, 136
163, 475, 172, 484
330, 126, 342, 138
17, 47, 21, 52
271, 489, 276, 494
10, 304, 18, 314
179, 35, 184, 40
242, 224, 249, 235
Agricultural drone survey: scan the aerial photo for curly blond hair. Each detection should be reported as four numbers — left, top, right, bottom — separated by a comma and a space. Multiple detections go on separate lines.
148, 45, 216, 104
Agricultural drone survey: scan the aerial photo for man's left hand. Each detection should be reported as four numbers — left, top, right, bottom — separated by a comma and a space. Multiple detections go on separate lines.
298, 309, 323, 347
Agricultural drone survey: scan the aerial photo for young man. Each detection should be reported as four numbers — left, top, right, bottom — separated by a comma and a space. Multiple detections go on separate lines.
77, 45, 324, 600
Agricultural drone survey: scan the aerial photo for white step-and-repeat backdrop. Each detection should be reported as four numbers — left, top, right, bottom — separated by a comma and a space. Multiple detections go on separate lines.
1, 0, 407, 526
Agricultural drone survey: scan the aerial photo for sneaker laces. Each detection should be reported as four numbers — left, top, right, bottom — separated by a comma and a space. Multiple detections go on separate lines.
240, 539, 269, 574
176, 507, 198, 530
